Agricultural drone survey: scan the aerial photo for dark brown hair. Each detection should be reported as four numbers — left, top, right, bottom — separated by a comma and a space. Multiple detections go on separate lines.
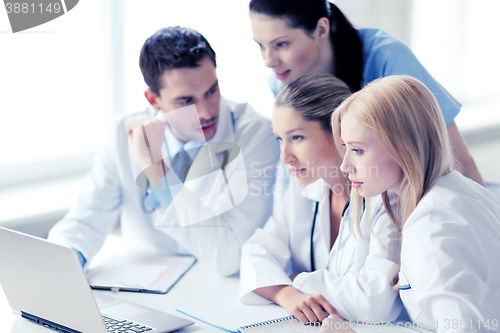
275, 73, 351, 133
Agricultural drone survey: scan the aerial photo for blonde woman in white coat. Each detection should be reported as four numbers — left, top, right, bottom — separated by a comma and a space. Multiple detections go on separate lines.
240, 74, 402, 324
321, 75, 500, 333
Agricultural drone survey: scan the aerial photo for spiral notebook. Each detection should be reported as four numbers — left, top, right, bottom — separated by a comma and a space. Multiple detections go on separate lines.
176, 296, 318, 332
238, 316, 319, 332
177, 296, 435, 333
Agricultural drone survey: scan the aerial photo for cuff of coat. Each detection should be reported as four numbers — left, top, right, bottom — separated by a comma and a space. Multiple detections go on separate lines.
147, 176, 175, 214
240, 291, 275, 305
293, 269, 351, 319
74, 249, 87, 268
239, 271, 294, 305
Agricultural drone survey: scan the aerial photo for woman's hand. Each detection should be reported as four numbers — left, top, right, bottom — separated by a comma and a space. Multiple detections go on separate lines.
320, 315, 356, 333
275, 286, 339, 324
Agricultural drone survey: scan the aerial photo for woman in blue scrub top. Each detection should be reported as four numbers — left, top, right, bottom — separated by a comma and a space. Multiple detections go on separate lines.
248, 0, 485, 186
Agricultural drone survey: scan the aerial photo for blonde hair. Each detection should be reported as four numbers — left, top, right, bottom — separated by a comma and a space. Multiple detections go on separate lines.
332, 75, 454, 230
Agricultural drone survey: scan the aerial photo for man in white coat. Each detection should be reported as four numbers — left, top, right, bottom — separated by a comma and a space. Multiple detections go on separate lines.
48, 26, 279, 277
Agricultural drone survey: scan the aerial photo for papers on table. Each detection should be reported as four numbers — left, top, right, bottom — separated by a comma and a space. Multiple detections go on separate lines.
86, 255, 196, 293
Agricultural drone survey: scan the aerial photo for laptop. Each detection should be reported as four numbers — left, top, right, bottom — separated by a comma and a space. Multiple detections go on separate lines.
0, 227, 194, 333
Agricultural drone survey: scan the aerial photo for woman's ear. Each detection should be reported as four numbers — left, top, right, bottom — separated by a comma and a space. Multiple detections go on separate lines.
315, 17, 330, 40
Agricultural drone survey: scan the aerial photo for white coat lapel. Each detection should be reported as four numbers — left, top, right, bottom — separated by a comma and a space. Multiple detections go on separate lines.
336, 206, 357, 275
207, 97, 235, 144
300, 178, 331, 270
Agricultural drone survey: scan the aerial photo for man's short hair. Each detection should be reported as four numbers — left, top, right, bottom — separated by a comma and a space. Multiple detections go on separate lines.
139, 26, 217, 95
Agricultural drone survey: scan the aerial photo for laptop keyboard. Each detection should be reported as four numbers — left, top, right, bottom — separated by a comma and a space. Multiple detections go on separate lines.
103, 315, 153, 332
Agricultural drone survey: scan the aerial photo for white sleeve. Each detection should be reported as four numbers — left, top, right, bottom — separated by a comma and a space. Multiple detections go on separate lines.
292, 209, 402, 322
47, 119, 123, 265
239, 218, 293, 304
239, 170, 294, 303
154, 116, 280, 277
403, 207, 495, 333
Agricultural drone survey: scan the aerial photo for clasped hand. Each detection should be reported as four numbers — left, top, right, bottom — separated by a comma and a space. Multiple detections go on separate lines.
127, 114, 169, 187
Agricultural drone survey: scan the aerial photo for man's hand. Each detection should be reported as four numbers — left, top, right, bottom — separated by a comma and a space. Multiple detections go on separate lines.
127, 114, 168, 187
275, 286, 339, 324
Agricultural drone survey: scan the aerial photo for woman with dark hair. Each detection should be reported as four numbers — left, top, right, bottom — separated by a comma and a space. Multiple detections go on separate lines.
240, 74, 402, 324
248, 0, 485, 187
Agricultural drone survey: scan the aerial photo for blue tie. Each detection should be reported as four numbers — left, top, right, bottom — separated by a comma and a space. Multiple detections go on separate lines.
172, 148, 192, 182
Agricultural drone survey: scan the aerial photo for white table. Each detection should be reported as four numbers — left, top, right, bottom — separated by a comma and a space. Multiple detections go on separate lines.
0, 260, 240, 332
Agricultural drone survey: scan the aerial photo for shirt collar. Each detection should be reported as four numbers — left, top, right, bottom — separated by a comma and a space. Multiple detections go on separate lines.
163, 124, 203, 160
299, 177, 331, 203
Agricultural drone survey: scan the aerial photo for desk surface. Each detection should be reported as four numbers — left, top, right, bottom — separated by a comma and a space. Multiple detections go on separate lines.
1, 260, 240, 333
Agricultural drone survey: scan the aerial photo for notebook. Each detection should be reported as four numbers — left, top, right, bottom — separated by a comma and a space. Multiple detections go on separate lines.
177, 296, 436, 333
0, 226, 194, 333
86, 254, 196, 293
177, 296, 312, 332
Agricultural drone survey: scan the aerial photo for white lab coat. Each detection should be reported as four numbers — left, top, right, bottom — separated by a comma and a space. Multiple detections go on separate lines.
48, 97, 280, 277
399, 171, 500, 333
240, 164, 402, 322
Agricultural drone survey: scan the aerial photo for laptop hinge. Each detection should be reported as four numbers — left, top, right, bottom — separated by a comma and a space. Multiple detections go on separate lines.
21, 311, 82, 333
